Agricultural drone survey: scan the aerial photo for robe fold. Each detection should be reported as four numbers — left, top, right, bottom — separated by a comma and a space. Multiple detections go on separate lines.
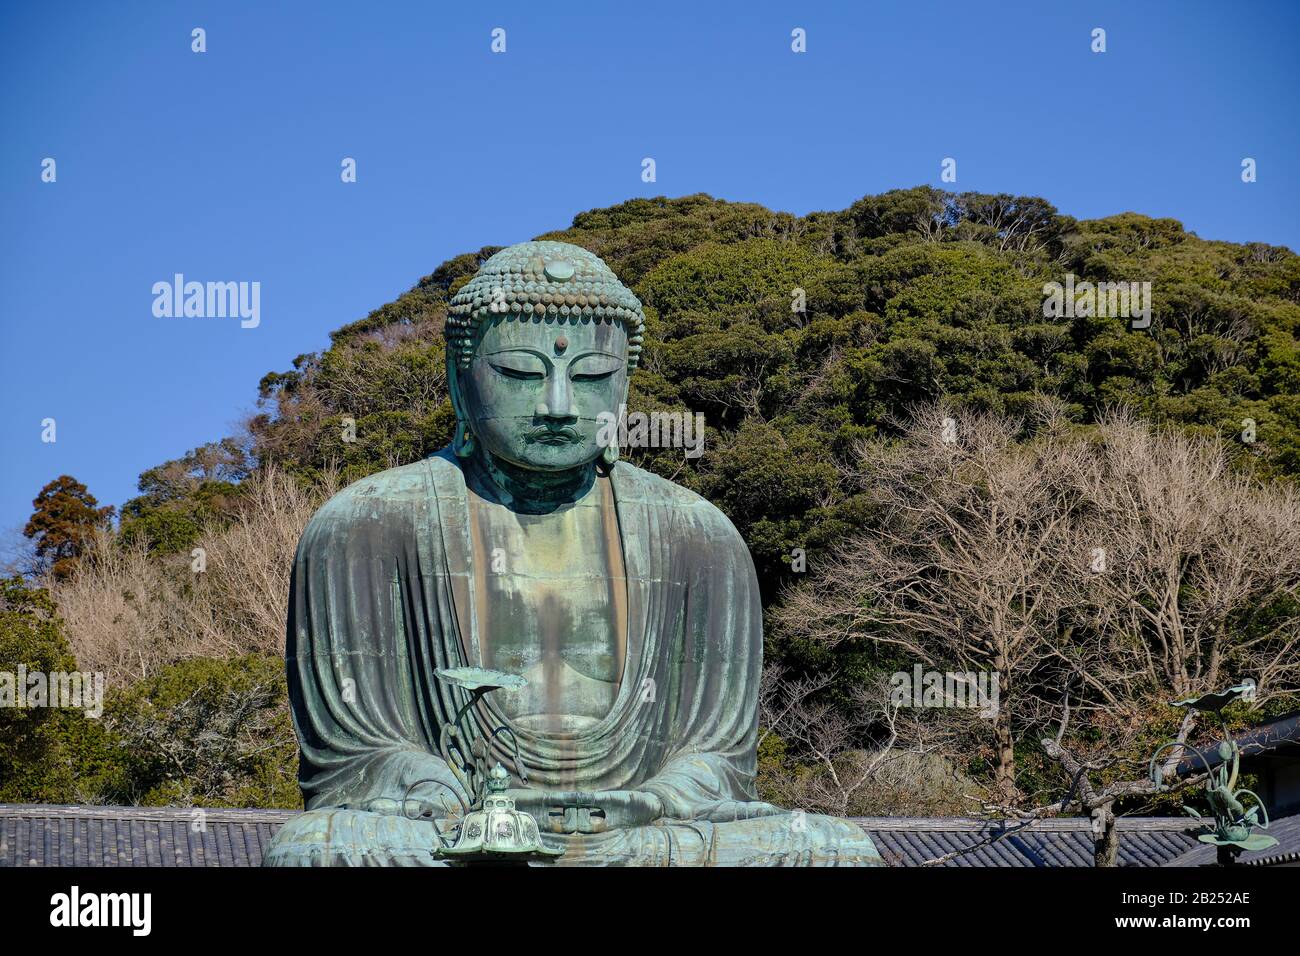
263, 448, 881, 866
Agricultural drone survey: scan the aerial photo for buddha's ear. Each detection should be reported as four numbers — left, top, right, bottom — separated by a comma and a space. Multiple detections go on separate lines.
446, 350, 476, 458
599, 367, 632, 469
447, 351, 466, 419
453, 421, 476, 458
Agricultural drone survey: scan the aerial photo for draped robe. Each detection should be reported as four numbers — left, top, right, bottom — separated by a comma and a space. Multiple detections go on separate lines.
263, 449, 881, 866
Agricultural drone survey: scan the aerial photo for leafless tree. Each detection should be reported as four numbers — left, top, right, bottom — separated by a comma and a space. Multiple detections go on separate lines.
773, 405, 1090, 800
51, 466, 336, 683
773, 403, 1300, 819
1062, 412, 1300, 706
758, 666, 964, 817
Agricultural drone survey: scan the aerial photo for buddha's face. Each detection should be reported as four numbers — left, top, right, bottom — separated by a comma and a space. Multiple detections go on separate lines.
461, 315, 629, 472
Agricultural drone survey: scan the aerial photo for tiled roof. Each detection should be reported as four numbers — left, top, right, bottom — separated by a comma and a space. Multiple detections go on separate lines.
1176, 711, 1300, 775
858, 816, 1201, 867
0, 805, 295, 867
1, 804, 1245, 867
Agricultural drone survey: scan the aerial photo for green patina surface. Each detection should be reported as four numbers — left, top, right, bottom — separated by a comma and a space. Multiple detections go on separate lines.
1153, 685, 1278, 863
262, 241, 882, 866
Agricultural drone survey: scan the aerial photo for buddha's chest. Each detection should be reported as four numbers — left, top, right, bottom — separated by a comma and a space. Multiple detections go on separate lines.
468, 482, 627, 733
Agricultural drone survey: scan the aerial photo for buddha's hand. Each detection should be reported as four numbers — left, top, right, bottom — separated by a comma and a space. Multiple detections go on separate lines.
357, 794, 462, 821
507, 788, 664, 833
682, 799, 786, 823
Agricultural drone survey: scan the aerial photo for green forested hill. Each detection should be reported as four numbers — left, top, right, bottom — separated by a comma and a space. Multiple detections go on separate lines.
132, 187, 1300, 595
10, 188, 1299, 812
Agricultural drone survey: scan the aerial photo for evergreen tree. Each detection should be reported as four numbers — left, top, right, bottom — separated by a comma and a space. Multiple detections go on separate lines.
23, 476, 114, 580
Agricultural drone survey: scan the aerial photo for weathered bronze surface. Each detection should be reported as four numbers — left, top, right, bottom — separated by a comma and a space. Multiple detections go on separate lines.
262, 241, 882, 866
1152, 684, 1277, 863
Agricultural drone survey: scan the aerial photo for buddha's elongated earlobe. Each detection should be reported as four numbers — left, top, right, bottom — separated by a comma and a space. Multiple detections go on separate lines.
447, 350, 477, 459
599, 381, 629, 469
454, 421, 476, 458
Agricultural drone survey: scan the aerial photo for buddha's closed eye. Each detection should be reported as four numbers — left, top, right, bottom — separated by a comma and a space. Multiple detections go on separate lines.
569, 355, 623, 382
491, 363, 545, 381
488, 352, 623, 383
488, 354, 547, 380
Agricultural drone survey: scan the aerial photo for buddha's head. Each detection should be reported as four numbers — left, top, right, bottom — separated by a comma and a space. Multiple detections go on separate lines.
446, 241, 644, 474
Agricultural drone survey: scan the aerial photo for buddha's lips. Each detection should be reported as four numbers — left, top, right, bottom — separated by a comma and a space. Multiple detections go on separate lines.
527, 426, 581, 445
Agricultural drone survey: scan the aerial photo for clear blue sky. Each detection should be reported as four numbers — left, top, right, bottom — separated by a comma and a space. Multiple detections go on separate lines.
2, 0, 1298, 546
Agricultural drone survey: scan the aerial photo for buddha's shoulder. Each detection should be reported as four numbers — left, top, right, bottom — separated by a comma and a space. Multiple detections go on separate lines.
303, 454, 449, 533
611, 462, 743, 543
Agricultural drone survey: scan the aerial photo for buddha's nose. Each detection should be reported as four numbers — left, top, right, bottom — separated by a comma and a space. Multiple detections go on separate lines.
536, 374, 577, 422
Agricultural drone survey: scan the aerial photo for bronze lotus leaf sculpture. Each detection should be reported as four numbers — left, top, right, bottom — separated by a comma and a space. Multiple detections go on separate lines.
1151, 683, 1277, 860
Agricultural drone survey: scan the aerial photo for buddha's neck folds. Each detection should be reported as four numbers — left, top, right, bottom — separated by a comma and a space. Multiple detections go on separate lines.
468, 447, 596, 513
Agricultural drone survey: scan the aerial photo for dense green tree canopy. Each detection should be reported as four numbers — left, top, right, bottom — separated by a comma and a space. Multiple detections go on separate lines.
117, 189, 1300, 597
